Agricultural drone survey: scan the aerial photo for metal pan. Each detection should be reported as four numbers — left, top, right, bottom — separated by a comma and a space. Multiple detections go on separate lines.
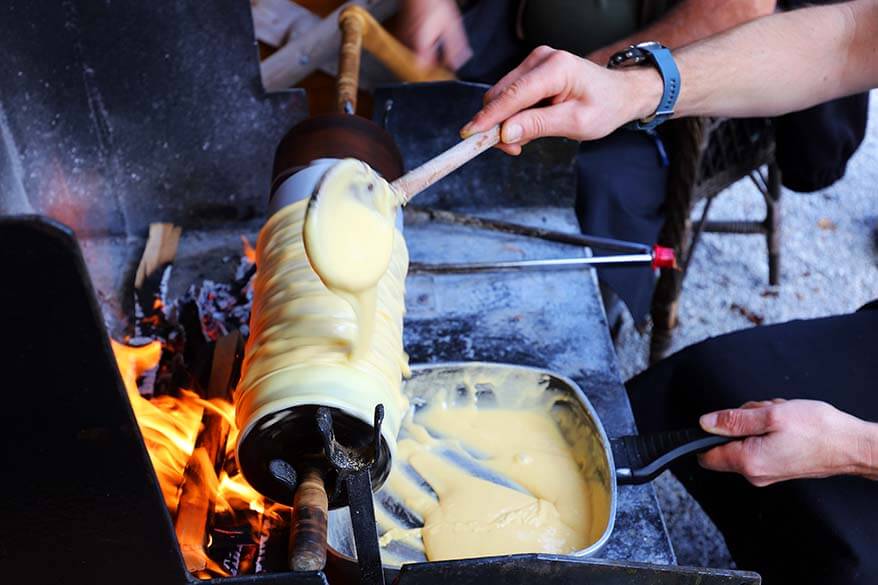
327, 362, 729, 569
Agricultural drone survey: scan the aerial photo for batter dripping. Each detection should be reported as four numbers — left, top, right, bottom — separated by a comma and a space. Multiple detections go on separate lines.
235, 190, 410, 457
303, 159, 403, 358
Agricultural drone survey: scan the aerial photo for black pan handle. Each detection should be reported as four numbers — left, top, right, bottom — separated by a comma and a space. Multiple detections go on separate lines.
610, 428, 732, 485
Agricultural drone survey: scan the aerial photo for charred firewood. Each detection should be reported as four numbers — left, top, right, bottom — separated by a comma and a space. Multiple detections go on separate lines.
174, 331, 244, 574
133, 223, 181, 340
207, 524, 258, 576
255, 506, 292, 574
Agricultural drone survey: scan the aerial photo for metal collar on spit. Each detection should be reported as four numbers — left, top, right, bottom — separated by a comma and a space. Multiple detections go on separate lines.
268, 404, 387, 585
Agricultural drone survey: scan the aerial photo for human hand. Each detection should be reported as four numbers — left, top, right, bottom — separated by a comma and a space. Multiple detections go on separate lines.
395, 0, 472, 71
698, 399, 878, 486
460, 46, 664, 155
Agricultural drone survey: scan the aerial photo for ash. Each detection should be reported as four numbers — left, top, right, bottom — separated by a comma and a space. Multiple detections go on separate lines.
180, 270, 254, 342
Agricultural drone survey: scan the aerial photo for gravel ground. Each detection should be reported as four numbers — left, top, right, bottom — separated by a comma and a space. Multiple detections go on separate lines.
614, 91, 878, 568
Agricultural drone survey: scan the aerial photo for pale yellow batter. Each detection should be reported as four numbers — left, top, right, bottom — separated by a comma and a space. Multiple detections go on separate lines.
303, 159, 402, 358
235, 185, 410, 460
377, 377, 611, 562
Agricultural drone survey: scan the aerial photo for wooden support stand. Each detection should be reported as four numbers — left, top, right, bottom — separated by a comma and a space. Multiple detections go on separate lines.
260, 1, 454, 92
341, 6, 455, 86
260, 0, 398, 91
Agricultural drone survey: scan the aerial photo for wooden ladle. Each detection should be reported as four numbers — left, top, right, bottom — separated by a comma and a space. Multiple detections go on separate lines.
390, 125, 500, 204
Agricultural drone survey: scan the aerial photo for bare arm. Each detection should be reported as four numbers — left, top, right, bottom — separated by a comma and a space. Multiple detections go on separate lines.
462, 0, 878, 154
587, 0, 777, 66
674, 0, 878, 118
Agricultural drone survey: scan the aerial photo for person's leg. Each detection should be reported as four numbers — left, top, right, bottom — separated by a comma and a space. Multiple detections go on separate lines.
627, 307, 878, 584
575, 130, 668, 325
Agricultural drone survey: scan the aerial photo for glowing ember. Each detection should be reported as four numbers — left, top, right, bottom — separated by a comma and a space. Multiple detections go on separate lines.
111, 339, 280, 578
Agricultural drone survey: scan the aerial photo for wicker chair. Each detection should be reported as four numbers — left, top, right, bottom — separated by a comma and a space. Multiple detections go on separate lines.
649, 117, 781, 363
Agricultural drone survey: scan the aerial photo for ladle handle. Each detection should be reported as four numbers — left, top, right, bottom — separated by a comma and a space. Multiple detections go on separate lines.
611, 428, 733, 485
337, 6, 366, 114
289, 468, 329, 571
391, 126, 501, 203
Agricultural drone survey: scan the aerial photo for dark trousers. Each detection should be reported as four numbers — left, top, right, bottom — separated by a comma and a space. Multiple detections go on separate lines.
627, 304, 878, 584
575, 132, 668, 322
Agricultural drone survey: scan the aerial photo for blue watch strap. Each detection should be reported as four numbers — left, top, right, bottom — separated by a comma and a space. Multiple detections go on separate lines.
608, 42, 680, 131
637, 44, 680, 131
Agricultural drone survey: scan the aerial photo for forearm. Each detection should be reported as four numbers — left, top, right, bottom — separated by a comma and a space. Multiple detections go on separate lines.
589, 0, 776, 65
853, 421, 878, 480
659, 0, 878, 119
461, 0, 878, 149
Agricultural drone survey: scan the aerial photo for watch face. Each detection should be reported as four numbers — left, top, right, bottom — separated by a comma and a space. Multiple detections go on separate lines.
636, 41, 663, 51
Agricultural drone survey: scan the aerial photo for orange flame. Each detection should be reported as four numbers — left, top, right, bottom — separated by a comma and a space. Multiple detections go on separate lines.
111, 339, 277, 577
241, 236, 256, 264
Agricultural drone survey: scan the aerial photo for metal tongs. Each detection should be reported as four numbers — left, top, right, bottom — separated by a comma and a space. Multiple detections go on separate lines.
406, 206, 677, 274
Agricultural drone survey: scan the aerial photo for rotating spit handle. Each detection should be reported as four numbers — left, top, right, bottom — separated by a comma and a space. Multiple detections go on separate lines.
337, 6, 455, 115
289, 468, 329, 572
611, 428, 732, 485
337, 6, 366, 114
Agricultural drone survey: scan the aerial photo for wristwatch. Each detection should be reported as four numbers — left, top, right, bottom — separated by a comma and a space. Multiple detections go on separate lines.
607, 41, 680, 131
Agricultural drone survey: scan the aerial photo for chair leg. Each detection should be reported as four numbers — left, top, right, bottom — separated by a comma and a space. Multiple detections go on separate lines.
649, 116, 707, 365
765, 162, 782, 286
650, 198, 712, 364
649, 268, 683, 365
649, 219, 690, 365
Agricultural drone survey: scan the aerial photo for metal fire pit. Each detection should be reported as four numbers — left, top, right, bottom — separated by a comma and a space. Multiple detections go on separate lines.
1, 1, 760, 578
0, 217, 761, 585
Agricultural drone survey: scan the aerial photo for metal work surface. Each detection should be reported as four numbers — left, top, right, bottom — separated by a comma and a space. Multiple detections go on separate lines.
402, 208, 675, 564
0, 0, 307, 237
379, 81, 675, 565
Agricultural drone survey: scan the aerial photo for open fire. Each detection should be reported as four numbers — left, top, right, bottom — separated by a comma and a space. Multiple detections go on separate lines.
110, 233, 290, 579
112, 338, 286, 578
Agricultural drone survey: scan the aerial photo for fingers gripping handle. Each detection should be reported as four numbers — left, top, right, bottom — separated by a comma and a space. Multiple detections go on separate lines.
611, 428, 732, 485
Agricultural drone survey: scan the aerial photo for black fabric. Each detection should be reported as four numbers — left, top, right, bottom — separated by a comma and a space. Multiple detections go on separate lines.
627, 309, 878, 584
773, 0, 870, 192
519, 0, 641, 58
575, 131, 668, 322
774, 92, 870, 192
458, 0, 527, 84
